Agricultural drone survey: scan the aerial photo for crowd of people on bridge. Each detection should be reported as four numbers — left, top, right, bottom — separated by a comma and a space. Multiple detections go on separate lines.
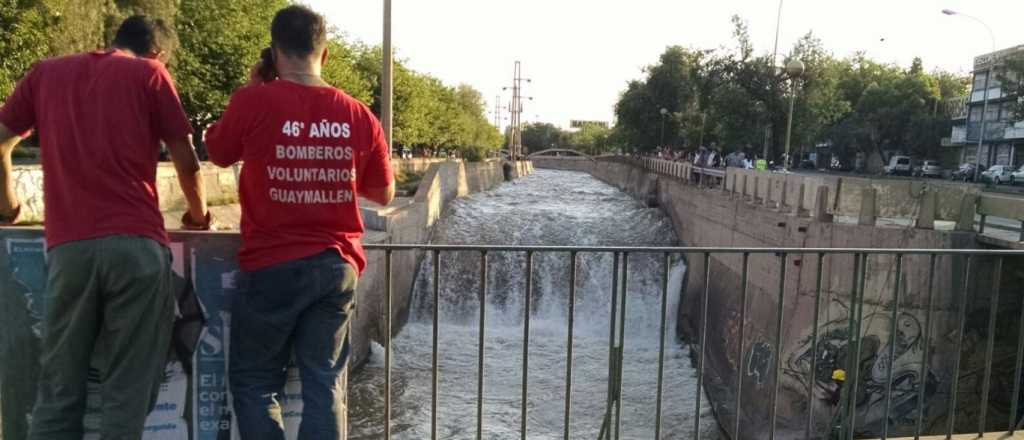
641, 144, 763, 170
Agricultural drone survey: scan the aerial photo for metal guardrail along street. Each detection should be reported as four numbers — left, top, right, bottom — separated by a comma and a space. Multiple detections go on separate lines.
366, 244, 1024, 440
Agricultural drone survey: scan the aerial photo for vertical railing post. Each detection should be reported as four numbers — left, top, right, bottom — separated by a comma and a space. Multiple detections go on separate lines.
846, 253, 868, 440
914, 254, 938, 439
768, 253, 788, 440
476, 251, 488, 440
613, 253, 630, 439
978, 257, 1003, 435
1013, 263, 1024, 435
384, 250, 393, 440
946, 255, 974, 437
603, 252, 620, 440
655, 252, 671, 439
431, 250, 441, 440
734, 253, 750, 439
563, 251, 577, 440
805, 252, 825, 439
694, 252, 712, 440
881, 254, 904, 440
521, 251, 534, 440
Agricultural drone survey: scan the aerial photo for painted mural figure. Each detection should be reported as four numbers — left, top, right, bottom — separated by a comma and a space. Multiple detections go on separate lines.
786, 307, 940, 436
0, 14, 211, 440
205, 5, 395, 439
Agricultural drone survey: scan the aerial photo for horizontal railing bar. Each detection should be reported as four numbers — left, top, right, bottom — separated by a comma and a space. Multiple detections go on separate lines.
364, 244, 1024, 255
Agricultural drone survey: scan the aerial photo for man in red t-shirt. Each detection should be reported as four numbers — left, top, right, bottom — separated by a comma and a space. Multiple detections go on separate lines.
205, 6, 393, 439
0, 16, 210, 439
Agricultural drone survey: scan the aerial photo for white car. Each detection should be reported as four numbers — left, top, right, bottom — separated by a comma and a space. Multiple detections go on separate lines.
885, 155, 912, 176
1010, 165, 1024, 185
981, 165, 1014, 184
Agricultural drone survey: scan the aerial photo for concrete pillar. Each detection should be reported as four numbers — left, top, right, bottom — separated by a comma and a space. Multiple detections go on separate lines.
858, 187, 877, 226
763, 176, 774, 208
751, 176, 761, 203
915, 190, 936, 230
813, 186, 833, 223
791, 183, 806, 216
955, 193, 977, 232
776, 180, 788, 211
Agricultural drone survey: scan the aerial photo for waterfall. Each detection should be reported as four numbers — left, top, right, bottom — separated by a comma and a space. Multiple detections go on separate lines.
350, 170, 718, 439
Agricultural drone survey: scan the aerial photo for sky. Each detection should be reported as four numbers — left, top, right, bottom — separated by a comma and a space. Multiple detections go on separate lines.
307, 0, 1024, 129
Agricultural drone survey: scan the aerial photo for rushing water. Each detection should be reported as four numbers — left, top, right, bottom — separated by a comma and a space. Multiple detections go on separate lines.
349, 169, 718, 439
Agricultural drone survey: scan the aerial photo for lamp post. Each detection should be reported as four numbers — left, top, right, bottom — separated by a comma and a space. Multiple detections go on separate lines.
765, 0, 785, 160
943, 9, 996, 182
382, 0, 393, 157
659, 108, 669, 150
783, 59, 805, 171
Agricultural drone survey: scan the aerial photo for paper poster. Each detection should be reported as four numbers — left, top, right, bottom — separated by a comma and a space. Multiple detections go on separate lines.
6, 238, 47, 338
192, 246, 238, 440
190, 243, 306, 440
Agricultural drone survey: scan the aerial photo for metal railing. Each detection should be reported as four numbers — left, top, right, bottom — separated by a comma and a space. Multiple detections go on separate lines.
365, 244, 1024, 440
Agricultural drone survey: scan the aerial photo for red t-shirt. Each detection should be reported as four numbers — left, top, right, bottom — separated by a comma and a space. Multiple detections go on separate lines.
0, 50, 193, 248
205, 80, 392, 273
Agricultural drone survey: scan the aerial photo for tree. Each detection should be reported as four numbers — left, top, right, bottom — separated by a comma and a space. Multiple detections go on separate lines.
997, 55, 1024, 122
0, 0, 58, 98
172, 0, 285, 129
521, 122, 564, 153
321, 38, 373, 105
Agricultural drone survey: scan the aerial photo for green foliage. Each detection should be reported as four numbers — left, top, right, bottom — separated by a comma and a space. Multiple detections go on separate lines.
321, 37, 373, 104
173, 0, 284, 128
998, 56, 1024, 122
612, 16, 968, 162
0, 0, 57, 98
521, 122, 564, 152
0, 0, 505, 157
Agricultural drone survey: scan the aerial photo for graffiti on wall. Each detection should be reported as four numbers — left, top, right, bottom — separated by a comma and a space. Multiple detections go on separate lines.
783, 299, 939, 431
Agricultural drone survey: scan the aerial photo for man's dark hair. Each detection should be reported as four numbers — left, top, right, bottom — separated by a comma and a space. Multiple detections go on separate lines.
112, 15, 177, 58
271, 5, 327, 59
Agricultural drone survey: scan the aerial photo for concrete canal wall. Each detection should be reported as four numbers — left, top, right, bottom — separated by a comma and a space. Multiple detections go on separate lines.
533, 156, 1022, 439
0, 159, 533, 440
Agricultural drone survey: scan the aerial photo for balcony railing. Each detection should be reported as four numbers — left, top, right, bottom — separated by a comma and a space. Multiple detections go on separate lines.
367, 244, 1024, 440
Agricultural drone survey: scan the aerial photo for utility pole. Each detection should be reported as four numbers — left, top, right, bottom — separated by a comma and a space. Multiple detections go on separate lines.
504, 61, 530, 161
382, 0, 393, 157
494, 95, 502, 129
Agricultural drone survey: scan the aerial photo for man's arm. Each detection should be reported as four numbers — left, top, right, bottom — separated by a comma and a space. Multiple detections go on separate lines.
164, 135, 209, 228
0, 123, 23, 224
362, 181, 395, 206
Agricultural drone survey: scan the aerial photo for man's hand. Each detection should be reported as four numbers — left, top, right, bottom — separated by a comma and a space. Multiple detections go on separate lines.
164, 135, 209, 228
0, 123, 24, 224
0, 204, 21, 226
181, 210, 212, 231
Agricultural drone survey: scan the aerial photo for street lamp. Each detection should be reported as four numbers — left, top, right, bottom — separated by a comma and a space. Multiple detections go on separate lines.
659, 108, 669, 150
943, 8, 996, 182
382, 0, 393, 157
783, 59, 805, 171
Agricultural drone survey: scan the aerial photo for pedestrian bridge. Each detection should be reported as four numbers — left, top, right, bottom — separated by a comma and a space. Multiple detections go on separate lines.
526, 148, 594, 159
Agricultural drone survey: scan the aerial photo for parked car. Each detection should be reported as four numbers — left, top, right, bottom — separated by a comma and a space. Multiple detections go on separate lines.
912, 160, 943, 178
797, 158, 816, 170
885, 155, 912, 176
951, 163, 977, 182
1010, 165, 1024, 185
980, 164, 1014, 184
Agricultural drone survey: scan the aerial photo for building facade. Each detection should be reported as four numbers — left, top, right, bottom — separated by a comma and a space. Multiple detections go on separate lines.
946, 44, 1024, 169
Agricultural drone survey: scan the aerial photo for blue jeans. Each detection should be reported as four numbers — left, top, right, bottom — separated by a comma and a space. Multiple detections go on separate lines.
229, 250, 357, 440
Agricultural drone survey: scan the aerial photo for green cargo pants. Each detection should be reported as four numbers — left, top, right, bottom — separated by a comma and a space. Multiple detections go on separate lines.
27, 235, 175, 440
